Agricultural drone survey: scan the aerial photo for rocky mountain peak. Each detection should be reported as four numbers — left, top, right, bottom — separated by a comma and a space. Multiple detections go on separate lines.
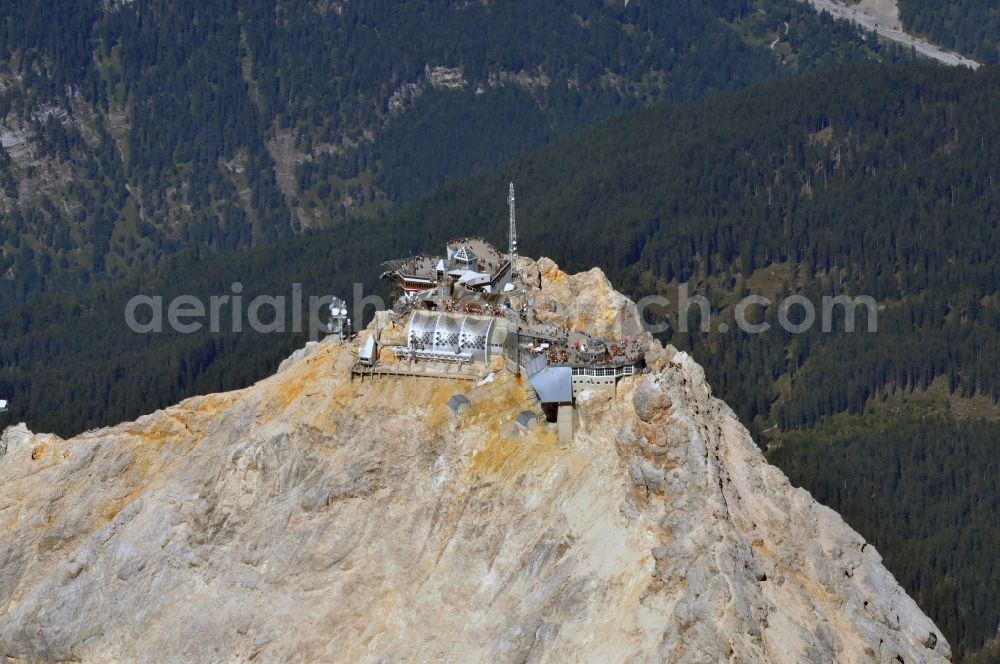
0, 258, 949, 662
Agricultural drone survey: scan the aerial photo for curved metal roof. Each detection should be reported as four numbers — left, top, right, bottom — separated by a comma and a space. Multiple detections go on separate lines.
406, 311, 495, 363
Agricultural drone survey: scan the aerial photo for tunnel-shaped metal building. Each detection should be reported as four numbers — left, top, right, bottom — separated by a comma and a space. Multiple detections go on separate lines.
405, 311, 495, 363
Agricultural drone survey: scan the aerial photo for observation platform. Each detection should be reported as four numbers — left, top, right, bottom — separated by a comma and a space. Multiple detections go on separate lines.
350, 360, 483, 382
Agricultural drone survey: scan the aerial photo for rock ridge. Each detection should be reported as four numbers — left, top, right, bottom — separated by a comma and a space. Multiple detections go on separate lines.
0, 258, 949, 662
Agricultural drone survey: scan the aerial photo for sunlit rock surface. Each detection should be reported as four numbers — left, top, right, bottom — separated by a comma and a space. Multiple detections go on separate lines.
0, 259, 949, 662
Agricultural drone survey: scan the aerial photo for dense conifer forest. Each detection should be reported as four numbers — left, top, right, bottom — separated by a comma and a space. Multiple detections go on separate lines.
0, 0, 904, 304
900, 0, 1000, 63
3, 63, 998, 660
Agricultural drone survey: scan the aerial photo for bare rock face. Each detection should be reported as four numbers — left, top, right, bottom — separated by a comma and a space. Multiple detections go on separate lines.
0, 259, 949, 662
522, 257, 646, 341
632, 377, 671, 423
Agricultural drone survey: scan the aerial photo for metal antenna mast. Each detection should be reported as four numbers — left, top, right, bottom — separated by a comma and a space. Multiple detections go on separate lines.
508, 182, 518, 281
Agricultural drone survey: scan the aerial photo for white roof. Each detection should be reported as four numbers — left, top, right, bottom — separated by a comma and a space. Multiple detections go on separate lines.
358, 336, 376, 361
456, 270, 490, 286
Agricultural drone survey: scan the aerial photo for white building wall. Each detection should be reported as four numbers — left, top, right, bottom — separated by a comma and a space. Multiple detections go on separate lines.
571, 374, 617, 398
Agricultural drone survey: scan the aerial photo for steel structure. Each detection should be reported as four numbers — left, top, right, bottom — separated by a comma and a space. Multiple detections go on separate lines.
405, 311, 495, 364
508, 182, 518, 282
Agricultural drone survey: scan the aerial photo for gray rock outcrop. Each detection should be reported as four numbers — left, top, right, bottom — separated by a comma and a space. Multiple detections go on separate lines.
0, 258, 950, 663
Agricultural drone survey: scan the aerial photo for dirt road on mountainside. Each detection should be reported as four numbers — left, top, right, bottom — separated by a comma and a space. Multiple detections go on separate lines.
800, 0, 980, 68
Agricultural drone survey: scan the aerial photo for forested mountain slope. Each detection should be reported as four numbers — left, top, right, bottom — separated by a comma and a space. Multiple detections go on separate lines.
900, 0, 1000, 63
0, 0, 906, 302
3, 63, 998, 660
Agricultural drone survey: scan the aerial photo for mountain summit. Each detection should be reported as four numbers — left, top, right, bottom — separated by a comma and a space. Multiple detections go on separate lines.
0, 257, 948, 662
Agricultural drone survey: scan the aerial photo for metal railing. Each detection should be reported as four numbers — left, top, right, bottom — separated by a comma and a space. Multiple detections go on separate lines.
392, 346, 473, 364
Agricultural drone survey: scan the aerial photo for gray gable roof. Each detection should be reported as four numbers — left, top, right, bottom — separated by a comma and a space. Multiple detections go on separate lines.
447, 394, 471, 412
516, 411, 537, 427
529, 366, 573, 404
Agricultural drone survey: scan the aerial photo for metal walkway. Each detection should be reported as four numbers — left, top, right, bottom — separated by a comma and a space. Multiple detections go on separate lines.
351, 362, 482, 382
